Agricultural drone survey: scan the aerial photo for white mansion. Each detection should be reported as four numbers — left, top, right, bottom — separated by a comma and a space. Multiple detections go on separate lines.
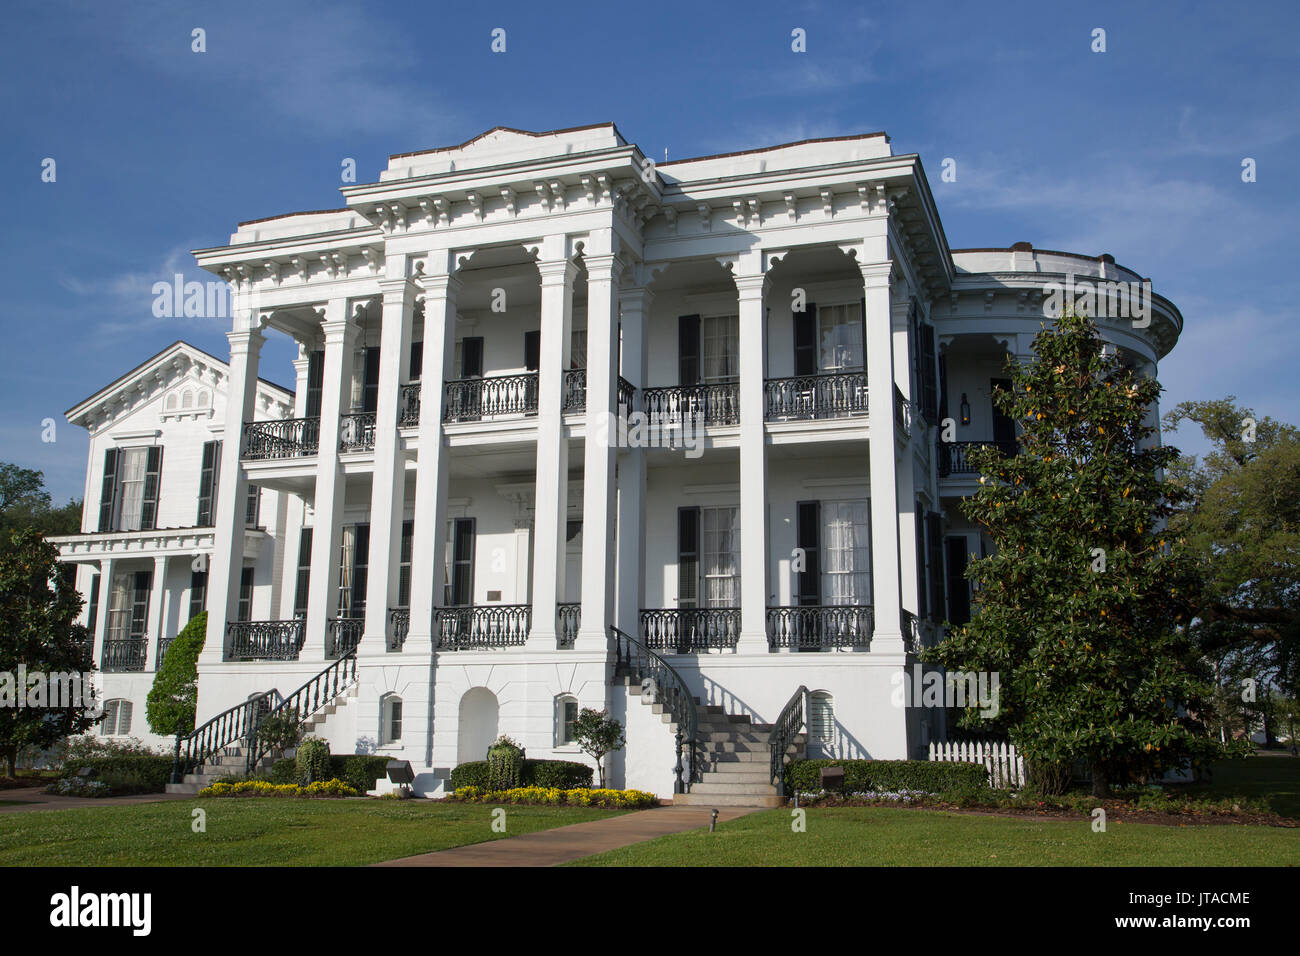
52, 124, 1182, 802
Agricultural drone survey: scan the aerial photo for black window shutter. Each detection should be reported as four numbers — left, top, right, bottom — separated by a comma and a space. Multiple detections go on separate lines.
920, 324, 939, 424
306, 350, 325, 418
189, 570, 207, 622
793, 304, 817, 376
991, 378, 1016, 445
130, 570, 151, 639
87, 574, 101, 638
140, 446, 164, 530
98, 448, 120, 531
677, 506, 700, 607
197, 441, 219, 526
461, 337, 484, 378
238, 567, 255, 622
294, 527, 313, 617
398, 520, 414, 608
523, 330, 541, 371
351, 523, 370, 618
409, 340, 423, 381
796, 501, 821, 605
678, 315, 701, 385
926, 514, 946, 622
449, 518, 475, 606
363, 347, 381, 413
944, 536, 970, 625
915, 509, 928, 620
938, 352, 949, 423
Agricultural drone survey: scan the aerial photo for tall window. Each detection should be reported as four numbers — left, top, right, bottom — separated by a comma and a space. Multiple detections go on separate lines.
397, 520, 414, 608
189, 569, 207, 622
117, 448, 149, 530
237, 567, 255, 622
197, 440, 221, 525
817, 302, 864, 372
293, 528, 313, 618
444, 518, 475, 606
822, 499, 872, 605
106, 574, 132, 642
381, 694, 403, 746
700, 507, 741, 607
337, 523, 369, 619
701, 314, 739, 382
570, 329, 587, 369
557, 695, 579, 746
245, 484, 260, 527
100, 446, 162, 532
102, 699, 133, 736
86, 574, 101, 639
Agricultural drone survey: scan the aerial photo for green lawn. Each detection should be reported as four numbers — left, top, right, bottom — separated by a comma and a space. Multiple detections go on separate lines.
569, 807, 1300, 867
0, 799, 625, 866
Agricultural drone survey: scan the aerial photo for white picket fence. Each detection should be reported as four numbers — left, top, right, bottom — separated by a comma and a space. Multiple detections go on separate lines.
929, 739, 1026, 789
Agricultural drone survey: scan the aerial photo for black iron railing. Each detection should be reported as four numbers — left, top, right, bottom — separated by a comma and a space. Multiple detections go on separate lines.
642, 382, 739, 427
611, 625, 699, 793
639, 607, 741, 653
937, 439, 1018, 477
339, 412, 376, 452
618, 376, 635, 411
902, 609, 920, 653
101, 639, 147, 672
770, 685, 808, 796
172, 689, 279, 783
244, 650, 358, 775
563, 369, 586, 412
388, 608, 409, 650
326, 617, 365, 657
156, 638, 174, 669
435, 604, 531, 650
444, 374, 539, 422
764, 372, 868, 421
398, 384, 421, 427
766, 605, 873, 650
226, 619, 305, 661
557, 603, 581, 648
243, 417, 320, 460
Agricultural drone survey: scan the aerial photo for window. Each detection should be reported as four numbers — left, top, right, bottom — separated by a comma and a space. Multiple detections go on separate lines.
397, 520, 414, 608
106, 571, 150, 643
677, 506, 740, 609
99, 446, 163, 532
570, 329, 587, 369
117, 448, 148, 530
557, 695, 579, 746
101, 699, 133, 736
821, 499, 872, 605
189, 570, 207, 622
237, 567, 255, 622
817, 302, 864, 372
444, 518, 475, 606
809, 692, 834, 742
701, 314, 739, 382
197, 440, 221, 525
293, 528, 313, 618
86, 574, 100, 638
245, 484, 260, 527
337, 523, 369, 618
456, 337, 484, 378
381, 694, 403, 746
305, 349, 324, 418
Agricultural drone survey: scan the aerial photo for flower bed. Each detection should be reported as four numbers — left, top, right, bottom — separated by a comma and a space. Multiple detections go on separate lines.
198, 778, 359, 798
449, 785, 657, 809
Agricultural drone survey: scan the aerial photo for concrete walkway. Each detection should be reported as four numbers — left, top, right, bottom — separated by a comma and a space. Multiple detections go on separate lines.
374, 804, 763, 867
0, 786, 192, 814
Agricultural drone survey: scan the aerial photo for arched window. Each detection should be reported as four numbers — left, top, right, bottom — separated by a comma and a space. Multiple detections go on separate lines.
102, 699, 133, 736
556, 694, 579, 746
380, 694, 403, 746
809, 692, 834, 743
181, 390, 194, 409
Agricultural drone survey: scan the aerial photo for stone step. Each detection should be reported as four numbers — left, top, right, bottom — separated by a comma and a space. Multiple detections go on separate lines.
674, 791, 784, 808
698, 768, 774, 784
687, 780, 780, 796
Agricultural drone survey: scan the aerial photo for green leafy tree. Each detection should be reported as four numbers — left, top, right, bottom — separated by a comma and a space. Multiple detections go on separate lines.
0, 528, 98, 777
571, 708, 625, 788
145, 612, 206, 736
0, 462, 81, 537
925, 310, 1230, 796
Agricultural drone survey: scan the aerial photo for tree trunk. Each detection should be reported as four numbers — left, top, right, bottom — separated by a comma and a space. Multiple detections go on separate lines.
3, 747, 15, 780
597, 757, 606, 789
1090, 762, 1110, 798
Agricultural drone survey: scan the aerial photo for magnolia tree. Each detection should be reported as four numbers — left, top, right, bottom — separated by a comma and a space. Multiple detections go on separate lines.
926, 310, 1233, 796
571, 708, 625, 788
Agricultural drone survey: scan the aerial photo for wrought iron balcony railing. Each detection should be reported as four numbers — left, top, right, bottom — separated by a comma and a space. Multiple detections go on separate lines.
156, 637, 174, 669
937, 439, 1019, 477
901, 609, 919, 654
557, 602, 581, 648
101, 639, 147, 672
388, 608, 410, 651
243, 418, 320, 460
764, 372, 868, 421
618, 376, 635, 411
326, 617, 365, 657
227, 619, 306, 661
766, 605, 873, 650
435, 604, 531, 650
639, 607, 741, 653
339, 412, 377, 453
398, 383, 421, 427
642, 382, 739, 428
563, 369, 586, 412
444, 374, 539, 422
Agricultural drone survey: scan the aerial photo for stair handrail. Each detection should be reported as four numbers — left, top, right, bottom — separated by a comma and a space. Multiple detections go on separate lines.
244, 648, 359, 774
769, 685, 809, 797
609, 625, 699, 793
171, 688, 282, 783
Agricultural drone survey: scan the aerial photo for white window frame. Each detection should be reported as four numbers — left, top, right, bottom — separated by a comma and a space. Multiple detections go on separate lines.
380, 694, 403, 746
700, 505, 741, 608
700, 314, 739, 383
821, 498, 872, 606
102, 699, 132, 736
116, 447, 148, 532
817, 302, 864, 373
556, 694, 579, 747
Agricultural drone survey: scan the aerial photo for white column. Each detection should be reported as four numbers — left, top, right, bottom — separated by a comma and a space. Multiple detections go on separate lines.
576, 247, 621, 651
93, 557, 115, 666
862, 262, 904, 651
892, 299, 920, 624
615, 285, 651, 639
527, 242, 576, 648
200, 326, 263, 666
364, 270, 418, 657
305, 305, 358, 663
145, 555, 167, 672
736, 271, 770, 653
406, 257, 460, 656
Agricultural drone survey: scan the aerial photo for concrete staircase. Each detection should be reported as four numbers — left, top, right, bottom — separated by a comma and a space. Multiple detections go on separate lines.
625, 677, 805, 808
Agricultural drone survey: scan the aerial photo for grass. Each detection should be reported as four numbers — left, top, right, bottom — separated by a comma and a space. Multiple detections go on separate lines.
567, 806, 1300, 866
0, 799, 626, 866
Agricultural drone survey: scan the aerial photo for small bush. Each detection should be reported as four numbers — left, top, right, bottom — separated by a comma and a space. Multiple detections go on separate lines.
58, 754, 173, 795
265, 759, 299, 785
296, 738, 331, 784
255, 708, 303, 753
450, 786, 655, 809
328, 755, 392, 795
198, 778, 358, 798
784, 759, 989, 798
487, 736, 524, 790
451, 758, 593, 791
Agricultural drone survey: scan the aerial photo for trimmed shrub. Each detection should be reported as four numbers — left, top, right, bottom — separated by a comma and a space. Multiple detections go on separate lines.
199, 778, 358, 798
145, 612, 206, 736
487, 736, 524, 790
328, 755, 392, 795
266, 758, 299, 785
451, 786, 656, 809
451, 758, 593, 791
784, 759, 989, 797
58, 754, 173, 795
296, 738, 331, 784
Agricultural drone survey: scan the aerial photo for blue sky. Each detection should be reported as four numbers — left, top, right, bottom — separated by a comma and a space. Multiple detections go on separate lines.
3, 0, 1296, 504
